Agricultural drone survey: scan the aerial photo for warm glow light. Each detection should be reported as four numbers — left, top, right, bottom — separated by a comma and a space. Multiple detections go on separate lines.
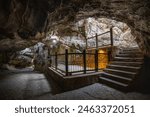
98, 49, 108, 69
99, 49, 105, 53
76, 49, 108, 69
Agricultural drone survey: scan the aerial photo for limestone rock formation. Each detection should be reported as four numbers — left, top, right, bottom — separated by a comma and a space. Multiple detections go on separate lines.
4, 42, 49, 69
0, 0, 149, 56
79, 18, 137, 48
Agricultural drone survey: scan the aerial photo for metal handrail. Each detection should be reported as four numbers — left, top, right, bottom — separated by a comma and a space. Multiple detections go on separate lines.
50, 49, 109, 76
86, 31, 110, 40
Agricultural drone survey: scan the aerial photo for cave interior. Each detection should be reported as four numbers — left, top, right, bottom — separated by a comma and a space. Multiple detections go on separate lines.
0, 0, 150, 100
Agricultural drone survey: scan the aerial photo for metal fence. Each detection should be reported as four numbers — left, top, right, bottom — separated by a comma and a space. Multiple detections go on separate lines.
50, 28, 113, 76
50, 49, 109, 76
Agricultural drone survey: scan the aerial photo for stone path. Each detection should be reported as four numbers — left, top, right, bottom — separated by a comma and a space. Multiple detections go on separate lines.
0, 70, 150, 100
0, 70, 52, 99
36, 83, 150, 100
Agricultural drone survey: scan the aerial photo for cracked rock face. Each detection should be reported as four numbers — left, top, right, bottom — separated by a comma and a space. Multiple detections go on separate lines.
0, 0, 150, 56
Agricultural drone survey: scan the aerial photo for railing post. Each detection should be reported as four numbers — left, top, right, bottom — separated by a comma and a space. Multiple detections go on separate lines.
110, 27, 113, 62
49, 56, 51, 67
96, 33, 98, 49
55, 52, 58, 70
85, 36, 88, 49
83, 50, 86, 74
95, 49, 98, 72
110, 27, 113, 46
48, 48, 51, 67
65, 49, 69, 76
108, 48, 113, 62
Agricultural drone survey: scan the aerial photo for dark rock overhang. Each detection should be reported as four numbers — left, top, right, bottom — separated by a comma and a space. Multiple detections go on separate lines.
0, 0, 150, 56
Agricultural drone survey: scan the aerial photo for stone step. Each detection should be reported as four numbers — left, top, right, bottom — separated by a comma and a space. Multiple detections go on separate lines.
101, 72, 132, 83
99, 48, 143, 91
119, 51, 142, 55
110, 61, 143, 67
116, 53, 143, 57
122, 48, 140, 52
107, 64, 140, 72
100, 77, 128, 89
114, 57, 143, 62
104, 68, 136, 78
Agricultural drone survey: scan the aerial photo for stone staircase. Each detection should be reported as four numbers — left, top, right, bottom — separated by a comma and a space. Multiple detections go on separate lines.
99, 48, 144, 91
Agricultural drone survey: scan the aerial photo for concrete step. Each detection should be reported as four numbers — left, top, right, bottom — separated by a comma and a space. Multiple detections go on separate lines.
122, 49, 140, 52
99, 48, 143, 91
116, 53, 143, 58
101, 72, 132, 83
107, 64, 140, 72
104, 68, 136, 78
100, 77, 128, 89
110, 61, 143, 67
114, 57, 143, 62
119, 51, 142, 55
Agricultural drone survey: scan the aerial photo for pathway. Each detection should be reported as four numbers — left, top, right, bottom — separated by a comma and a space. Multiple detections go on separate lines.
0, 69, 150, 100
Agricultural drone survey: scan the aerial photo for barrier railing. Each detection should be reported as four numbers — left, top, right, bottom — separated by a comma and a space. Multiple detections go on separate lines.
50, 49, 108, 76
50, 28, 113, 76
86, 27, 113, 49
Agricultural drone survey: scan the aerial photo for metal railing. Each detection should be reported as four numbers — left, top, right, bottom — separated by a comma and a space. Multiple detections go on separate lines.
50, 28, 113, 76
50, 49, 109, 76
86, 27, 113, 49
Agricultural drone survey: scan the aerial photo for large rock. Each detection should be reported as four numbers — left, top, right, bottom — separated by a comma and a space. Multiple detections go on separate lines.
8, 42, 49, 69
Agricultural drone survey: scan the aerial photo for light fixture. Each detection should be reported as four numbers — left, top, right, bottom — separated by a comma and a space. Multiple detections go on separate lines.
52, 39, 57, 45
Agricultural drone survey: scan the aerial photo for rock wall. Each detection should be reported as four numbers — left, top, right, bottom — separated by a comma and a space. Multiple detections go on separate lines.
0, 0, 56, 51
0, 0, 149, 56
48, 0, 150, 56
77, 18, 137, 49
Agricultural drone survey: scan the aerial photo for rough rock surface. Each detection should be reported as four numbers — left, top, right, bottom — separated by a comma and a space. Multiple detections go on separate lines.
50, 17, 138, 50
0, 0, 150, 56
8, 48, 33, 68
78, 18, 137, 48
8, 42, 49, 69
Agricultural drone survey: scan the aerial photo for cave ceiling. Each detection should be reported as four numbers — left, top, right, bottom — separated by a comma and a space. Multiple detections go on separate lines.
0, 0, 150, 56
